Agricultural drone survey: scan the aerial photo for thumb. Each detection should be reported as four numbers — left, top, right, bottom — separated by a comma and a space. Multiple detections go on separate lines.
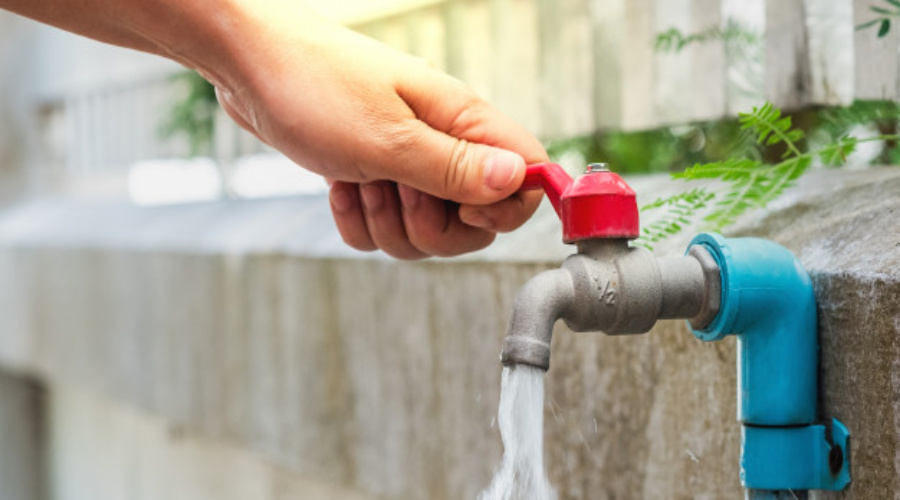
387, 124, 527, 205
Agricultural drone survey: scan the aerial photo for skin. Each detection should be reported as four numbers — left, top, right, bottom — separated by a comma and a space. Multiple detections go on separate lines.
2, 0, 547, 259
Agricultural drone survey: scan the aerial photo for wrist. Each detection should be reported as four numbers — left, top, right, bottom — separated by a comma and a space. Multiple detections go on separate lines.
137, 0, 327, 91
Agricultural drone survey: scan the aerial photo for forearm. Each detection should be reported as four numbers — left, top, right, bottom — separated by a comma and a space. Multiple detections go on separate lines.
0, 0, 322, 89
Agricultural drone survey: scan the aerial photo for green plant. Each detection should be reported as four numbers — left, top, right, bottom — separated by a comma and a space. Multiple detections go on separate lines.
544, 119, 757, 176
638, 102, 900, 249
158, 71, 218, 156
639, 188, 715, 245
815, 100, 900, 164
655, 19, 762, 53
856, 1, 900, 37
655, 19, 763, 102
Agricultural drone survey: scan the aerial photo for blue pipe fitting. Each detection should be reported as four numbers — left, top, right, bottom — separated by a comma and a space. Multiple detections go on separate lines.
688, 233, 817, 425
686, 233, 850, 492
742, 419, 851, 490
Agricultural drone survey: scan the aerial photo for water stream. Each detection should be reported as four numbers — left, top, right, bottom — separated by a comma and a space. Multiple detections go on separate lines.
479, 365, 557, 500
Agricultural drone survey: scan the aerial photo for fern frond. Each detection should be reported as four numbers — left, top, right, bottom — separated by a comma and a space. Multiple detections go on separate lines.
738, 103, 804, 156
674, 158, 762, 181
700, 154, 812, 230
755, 156, 812, 208
655, 19, 762, 53
633, 101, 895, 244
637, 188, 714, 249
704, 173, 761, 229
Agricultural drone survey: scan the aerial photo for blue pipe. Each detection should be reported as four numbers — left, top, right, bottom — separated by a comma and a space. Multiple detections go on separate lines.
687, 233, 850, 493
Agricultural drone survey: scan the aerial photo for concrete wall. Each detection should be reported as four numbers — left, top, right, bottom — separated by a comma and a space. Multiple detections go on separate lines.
0, 168, 897, 498
48, 383, 373, 500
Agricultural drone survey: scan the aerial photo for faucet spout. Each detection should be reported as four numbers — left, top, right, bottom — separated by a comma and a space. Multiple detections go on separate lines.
501, 268, 575, 371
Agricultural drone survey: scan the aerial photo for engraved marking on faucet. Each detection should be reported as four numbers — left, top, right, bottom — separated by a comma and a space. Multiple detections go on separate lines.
596, 278, 617, 305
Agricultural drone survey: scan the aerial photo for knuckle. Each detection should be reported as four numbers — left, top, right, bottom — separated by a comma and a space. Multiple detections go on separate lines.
447, 94, 490, 136
406, 228, 444, 257
342, 232, 377, 252
443, 139, 477, 200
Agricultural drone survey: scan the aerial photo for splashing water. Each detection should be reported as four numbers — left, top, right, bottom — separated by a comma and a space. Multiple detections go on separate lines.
479, 365, 557, 500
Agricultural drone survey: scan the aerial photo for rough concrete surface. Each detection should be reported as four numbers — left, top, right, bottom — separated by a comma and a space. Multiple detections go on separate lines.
48, 382, 374, 500
0, 168, 897, 499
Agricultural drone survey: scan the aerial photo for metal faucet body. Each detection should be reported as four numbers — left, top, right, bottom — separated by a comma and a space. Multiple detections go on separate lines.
501, 239, 720, 370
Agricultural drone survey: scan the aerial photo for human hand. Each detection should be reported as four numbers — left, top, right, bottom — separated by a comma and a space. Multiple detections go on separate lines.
206, 4, 548, 259
0, 0, 548, 258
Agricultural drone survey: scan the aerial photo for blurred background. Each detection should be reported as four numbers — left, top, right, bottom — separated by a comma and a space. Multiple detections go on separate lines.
1, 1, 900, 500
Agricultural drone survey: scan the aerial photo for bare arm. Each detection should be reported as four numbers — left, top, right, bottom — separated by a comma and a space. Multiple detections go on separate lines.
1, 0, 547, 259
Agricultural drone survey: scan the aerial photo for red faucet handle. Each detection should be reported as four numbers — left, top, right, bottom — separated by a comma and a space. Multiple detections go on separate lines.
522, 163, 570, 217
522, 162, 640, 243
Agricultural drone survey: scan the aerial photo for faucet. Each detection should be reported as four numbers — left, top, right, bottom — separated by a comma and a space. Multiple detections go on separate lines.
502, 162, 851, 496
501, 162, 721, 370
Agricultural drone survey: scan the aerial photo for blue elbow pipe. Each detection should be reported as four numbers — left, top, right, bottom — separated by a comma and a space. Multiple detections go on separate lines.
687, 233, 850, 492
689, 233, 817, 425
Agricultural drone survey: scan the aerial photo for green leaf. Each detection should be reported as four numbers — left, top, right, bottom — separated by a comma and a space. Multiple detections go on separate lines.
856, 18, 883, 31
870, 6, 900, 16
754, 156, 811, 207
654, 28, 681, 51
819, 138, 858, 166
674, 158, 762, 181
888, 0, 900, 8
637, 188, 714, 248
786, 129, 806, 142
879, 18, 892, 37
737, 102, 803, 156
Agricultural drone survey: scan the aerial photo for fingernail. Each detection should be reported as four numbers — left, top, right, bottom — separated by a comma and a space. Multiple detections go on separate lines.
484, 151, 523, 191
330, 187, 353, 213
461, 209, 493, 230
360, 183, 384, 212
397, 184, 421, 209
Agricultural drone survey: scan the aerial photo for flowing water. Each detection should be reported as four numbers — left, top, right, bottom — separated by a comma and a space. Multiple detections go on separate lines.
479, 365, 557, 500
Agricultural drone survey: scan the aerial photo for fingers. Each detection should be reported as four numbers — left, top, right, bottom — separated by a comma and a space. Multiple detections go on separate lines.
329, 181, 497, 259
397, 184, 496, 256
382, 69, 548, 207
358, 181, 428, 260
458, 189, 544, 233
330, 182, 376, 251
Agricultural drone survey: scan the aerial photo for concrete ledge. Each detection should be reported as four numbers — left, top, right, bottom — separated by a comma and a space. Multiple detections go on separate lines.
0, 168, 898, 498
